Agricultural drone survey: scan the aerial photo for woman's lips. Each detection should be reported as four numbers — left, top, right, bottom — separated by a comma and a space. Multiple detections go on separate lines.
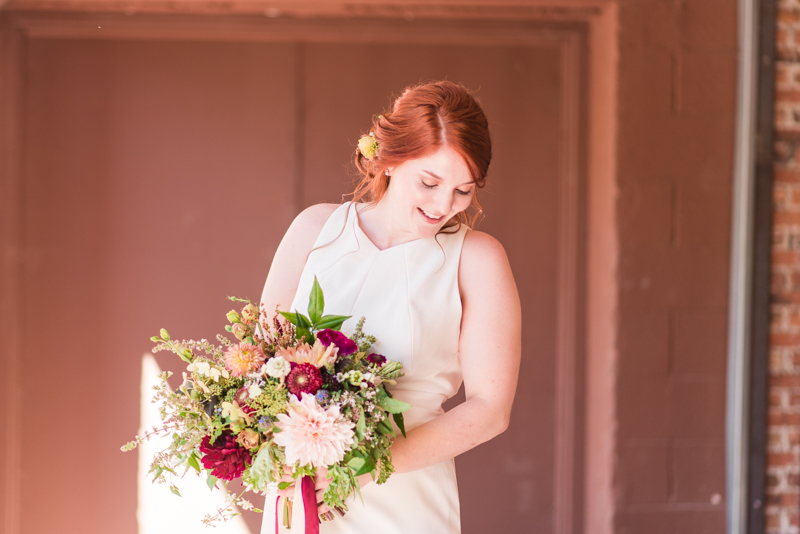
418, 207, 443, 224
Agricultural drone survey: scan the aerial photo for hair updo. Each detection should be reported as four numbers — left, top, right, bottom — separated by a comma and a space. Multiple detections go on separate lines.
349, 80, 492, 229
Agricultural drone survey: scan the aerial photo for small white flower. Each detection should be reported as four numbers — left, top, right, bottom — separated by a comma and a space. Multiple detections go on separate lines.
247, 383, 262, 399
187, 361, 210, 375
207, 367, 229, 382
265, 356, 291, 379
188, 360, 227, 382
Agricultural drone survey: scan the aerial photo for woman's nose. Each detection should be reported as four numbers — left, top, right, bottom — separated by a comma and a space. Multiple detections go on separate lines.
434, 191, 454, 215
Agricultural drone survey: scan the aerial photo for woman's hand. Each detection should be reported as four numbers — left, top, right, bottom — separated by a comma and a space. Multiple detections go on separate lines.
275, 464, 296, 499
276, 465, 373, 517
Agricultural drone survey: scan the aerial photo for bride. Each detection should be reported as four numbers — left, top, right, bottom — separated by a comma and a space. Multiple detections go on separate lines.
259, 80, 521, 533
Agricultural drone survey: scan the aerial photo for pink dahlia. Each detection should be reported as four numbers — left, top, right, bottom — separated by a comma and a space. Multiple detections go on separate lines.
199, 431, 252, 481
224, 342, 266, 377
317, 329, 358, 356
274, 393, 355, 467
286, 363, 322, 396
277, 339, 338, 368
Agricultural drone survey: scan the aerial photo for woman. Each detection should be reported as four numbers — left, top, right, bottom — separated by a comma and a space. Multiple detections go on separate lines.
259, 80, 521, 533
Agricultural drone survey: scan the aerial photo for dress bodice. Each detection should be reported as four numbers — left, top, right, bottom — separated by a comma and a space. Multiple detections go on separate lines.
289, 201, 469, 430
264, 201, 467, 533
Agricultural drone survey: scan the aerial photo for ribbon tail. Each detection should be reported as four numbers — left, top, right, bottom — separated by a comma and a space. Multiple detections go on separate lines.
275, 496, 281, 534
302, 476, 320, 534
290, 475, 320, 534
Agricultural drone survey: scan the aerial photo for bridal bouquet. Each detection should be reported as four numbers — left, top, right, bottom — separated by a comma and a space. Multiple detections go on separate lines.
122, 277, 409, 529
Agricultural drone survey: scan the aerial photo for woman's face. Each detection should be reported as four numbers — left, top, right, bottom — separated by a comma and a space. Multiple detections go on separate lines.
382, 146, 475, 237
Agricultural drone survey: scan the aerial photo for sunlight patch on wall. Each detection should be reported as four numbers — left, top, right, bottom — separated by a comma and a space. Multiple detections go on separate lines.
138, 353, 252, 534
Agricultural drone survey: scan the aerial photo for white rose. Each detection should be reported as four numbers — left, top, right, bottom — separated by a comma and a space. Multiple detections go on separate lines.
265, 356, 291, 379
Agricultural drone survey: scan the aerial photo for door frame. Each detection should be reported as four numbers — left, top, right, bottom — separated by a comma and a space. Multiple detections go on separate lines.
0, 4, 619, 534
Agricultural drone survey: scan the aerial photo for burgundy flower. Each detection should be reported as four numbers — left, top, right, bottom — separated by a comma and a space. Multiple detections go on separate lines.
286, 363, 323, 396
317, 329, 358, 356
199, 431, 252, 481
366, 353, 386, 366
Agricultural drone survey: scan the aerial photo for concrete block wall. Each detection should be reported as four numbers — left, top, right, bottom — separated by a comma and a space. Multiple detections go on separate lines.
614, 1, 735, 531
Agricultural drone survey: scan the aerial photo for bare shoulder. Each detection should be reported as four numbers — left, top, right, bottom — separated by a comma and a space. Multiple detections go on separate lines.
289, 202, 340, 241
460, 230, 510, 274
260, 202, 341, 312
458, 229, 518, 300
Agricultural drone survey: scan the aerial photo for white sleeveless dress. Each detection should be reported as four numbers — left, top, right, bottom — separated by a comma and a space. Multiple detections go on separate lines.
260, 201, 467, 534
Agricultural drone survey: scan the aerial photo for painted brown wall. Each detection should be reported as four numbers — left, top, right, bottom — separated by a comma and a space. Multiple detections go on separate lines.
10, 23, 585, 534
0, 2, 739, 533
613, 0, 735, 532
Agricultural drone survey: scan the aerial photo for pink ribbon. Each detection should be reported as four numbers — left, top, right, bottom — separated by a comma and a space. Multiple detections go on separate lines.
301, 476, 319, 534
275, 476, 319, 534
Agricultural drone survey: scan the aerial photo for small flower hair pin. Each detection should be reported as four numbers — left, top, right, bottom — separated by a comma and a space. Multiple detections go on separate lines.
358, 132, 379, 160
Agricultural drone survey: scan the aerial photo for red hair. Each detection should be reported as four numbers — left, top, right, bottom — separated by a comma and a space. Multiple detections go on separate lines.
348, 80, 492, 230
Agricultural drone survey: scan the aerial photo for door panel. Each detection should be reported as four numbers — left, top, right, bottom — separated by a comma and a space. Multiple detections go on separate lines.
20, 28, 584, 534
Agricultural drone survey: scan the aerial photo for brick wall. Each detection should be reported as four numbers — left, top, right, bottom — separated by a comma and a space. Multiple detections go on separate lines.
768, 2, 800, 533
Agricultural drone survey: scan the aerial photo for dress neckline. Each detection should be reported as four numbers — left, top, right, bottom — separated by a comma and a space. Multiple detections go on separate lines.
351, 201, 430, 253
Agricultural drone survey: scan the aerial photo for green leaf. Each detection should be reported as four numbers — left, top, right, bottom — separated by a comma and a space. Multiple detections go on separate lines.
296, 327, 313, 344
176, 349, 192, 364
314, 314, 351, 331
296, 312, 312, 329
393, 413, 407, 438
279, 311, 298, 326
150, 336, 160, 342
187, 453, 200, 474
160, 328, 170, 341
356, 407, 366, 441
376, 395, 411, 414
294, 312, 314, 343
206, 475, 218, 490
169, 484, 182, 497
376, 417, 395, 437
347, 457, 365, 472
308, 276, 324, 324
354, 457, 376, 477
278, 481, 292, 490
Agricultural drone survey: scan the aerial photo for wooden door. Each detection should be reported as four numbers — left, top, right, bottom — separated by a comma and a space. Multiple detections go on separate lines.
14, 16, 587, 534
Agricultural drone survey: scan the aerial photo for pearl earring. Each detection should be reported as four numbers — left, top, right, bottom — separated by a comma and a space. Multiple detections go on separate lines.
385, 170, 390, 177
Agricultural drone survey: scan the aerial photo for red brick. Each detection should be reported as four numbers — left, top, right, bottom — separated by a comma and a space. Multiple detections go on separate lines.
771, 332, 800, 346
779, 11, 800, 24
773, 251, 800, 263
766, 513, 780, 530
769, 375, 800, 388
769, 412, 800, 426
777, 89, 800, 103
769, 452, 797, 465
775, 211, 800, 225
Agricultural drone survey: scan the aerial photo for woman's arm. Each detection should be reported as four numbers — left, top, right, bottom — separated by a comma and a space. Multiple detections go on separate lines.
259, 203, 339, 314
389, 230, 522, 473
